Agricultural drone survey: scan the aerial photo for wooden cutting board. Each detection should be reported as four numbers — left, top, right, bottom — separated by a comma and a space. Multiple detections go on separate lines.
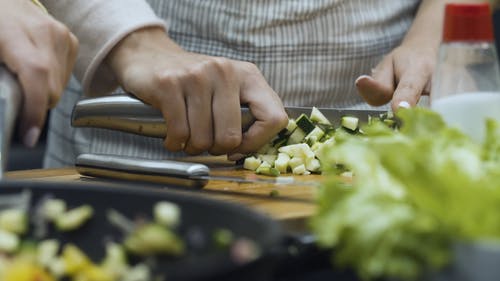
5, 156, 322, 232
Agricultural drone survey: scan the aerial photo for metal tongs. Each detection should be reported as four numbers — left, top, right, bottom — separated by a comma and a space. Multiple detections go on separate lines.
0, 65, 22, 178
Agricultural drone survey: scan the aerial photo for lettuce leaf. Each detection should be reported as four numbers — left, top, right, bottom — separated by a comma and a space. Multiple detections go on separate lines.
310, 108, 500, 281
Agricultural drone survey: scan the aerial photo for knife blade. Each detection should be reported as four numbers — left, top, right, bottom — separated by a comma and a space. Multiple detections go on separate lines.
71, 94, 387, 137
75, 153, 320, 188
0, 65, 22, 178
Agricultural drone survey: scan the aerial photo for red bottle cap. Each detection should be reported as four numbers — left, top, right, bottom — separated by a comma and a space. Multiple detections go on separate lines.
443, 3, 494, 42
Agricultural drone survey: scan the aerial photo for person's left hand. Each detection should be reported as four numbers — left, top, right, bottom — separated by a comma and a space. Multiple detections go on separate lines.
355, 44, 437, 111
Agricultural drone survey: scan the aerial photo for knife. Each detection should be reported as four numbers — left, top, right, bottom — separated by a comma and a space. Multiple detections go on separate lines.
75, 153, 320, 188
0, 65, 22, 178
71, 94, 387, 137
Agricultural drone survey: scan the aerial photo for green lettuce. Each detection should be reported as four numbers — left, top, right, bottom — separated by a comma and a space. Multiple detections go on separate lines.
310, 108, 500, 281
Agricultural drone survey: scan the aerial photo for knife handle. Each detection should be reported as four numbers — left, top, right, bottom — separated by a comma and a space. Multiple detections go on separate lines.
75, 153, 210, 188
71, 94, 256, 138
0, 65, 22, 177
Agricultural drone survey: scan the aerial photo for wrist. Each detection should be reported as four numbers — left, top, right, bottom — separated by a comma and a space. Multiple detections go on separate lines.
105, 26, 183, 80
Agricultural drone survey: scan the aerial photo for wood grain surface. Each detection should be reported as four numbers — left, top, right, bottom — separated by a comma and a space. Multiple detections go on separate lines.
5, 156, 323, 232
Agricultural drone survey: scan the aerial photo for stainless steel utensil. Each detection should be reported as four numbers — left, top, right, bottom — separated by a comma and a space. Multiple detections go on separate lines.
76, 153, 320, 188
71, 94, 387, 137
0, 65, 22, 178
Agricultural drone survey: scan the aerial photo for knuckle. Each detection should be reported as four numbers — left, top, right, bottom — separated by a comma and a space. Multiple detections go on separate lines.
153, 71, 180, 89
208, 57, 234, 74
397, 81, 417, 92
27, 59, 51, 78
188, 138, 213, 153
239, 61, 259, 73
216, 129, 241, 150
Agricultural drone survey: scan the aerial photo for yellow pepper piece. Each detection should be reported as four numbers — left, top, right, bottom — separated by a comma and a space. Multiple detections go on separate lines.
4, 259, 55, 281
62, 244, 92, 275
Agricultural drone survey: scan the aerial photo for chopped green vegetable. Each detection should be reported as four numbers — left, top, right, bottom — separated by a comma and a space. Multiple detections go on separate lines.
55, 205, 93, 232
42, 198, 67, 221
154, 201, 180, 228
124, 223, 184, 257
0, 209, 28, 235
0, 229, 19, 253
311, 108, 500, 281
269, 190, 280, 197
213, 228, 234, 249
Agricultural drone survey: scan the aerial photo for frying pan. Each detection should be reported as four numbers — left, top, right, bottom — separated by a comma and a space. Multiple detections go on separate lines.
0, 180, 284, 281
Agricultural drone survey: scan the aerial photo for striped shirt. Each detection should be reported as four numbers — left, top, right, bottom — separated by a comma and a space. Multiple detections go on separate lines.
44, 0, 421, 168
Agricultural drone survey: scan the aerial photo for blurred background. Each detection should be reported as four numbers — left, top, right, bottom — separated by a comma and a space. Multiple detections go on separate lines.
7, 9, 500, 171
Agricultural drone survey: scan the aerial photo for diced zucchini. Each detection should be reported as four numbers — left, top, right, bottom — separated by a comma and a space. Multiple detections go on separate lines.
258, 154, 278, 165
125, 264, 151, 281
274, 153, 290, 173
305, 158, 321, 172
243, 156, 261, 171
258, 161, 271, 169
102, 242, 128, 277
288, 157, 305, 170
310, 107, 332, 125
0, 229, 19, 253
55, 205, 94, 232
341, 116, 359, 131
295, 114, 315, 134
257, 142, 272, 154
37, 239, 60, 268
124, 223, 185, 256
304, 126, 325, 145
0, 209, 28, 235
286, 128, 306, 145
154, 201, 180, 228
42, 198, 67, 221
269, 190, 280, 197
286, 119, 298, 132
292, 164, 307, 175
256, 166, 280, 177
279, 143, 315, 159
48, 258, 66, 278
213, 228, 234, 249
273, 137, 288, 148
266, 146, 278, 155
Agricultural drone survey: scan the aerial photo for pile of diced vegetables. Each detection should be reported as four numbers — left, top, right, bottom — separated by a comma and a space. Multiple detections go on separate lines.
243, 107, 394, 176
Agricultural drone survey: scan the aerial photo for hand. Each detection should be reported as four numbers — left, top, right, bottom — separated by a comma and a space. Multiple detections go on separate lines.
355, 44, 436, 111
106, 27, 288, 157
0, 0, 78, 147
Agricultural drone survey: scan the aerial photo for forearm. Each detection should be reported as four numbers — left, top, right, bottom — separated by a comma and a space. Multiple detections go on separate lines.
40, 0, 165, 96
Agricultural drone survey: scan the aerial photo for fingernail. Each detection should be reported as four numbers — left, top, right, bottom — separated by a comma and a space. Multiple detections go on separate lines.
23, 127, 40, 148
398, 101, 411, 109
355, 75, 371, 85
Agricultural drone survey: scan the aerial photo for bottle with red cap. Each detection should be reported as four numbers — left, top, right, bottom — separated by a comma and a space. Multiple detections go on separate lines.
431, 2, 500, 142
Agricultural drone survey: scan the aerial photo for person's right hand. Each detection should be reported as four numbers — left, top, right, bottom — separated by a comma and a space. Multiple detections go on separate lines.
105, 27, 288, 159
0, 0, 78, 147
